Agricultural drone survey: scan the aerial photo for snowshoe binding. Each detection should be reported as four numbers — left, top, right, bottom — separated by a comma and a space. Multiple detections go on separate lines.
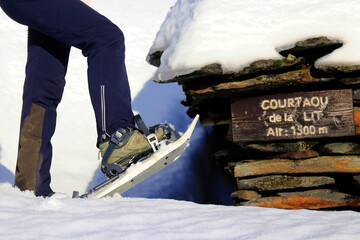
99, 115, 179, 178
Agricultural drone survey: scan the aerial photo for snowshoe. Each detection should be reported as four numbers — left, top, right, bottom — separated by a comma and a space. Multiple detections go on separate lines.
76, 114, 198, 199
99, 115, 180, 178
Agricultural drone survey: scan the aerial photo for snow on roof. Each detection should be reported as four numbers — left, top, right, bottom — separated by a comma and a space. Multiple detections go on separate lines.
147, 0, 360, 82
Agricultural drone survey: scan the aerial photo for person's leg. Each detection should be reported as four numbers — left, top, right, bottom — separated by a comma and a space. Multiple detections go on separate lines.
1, 0, 160, 185
15, 29, 70, 196
0, 0, 135, 144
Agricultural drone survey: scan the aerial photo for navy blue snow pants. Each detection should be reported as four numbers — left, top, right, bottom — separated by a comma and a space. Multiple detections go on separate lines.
0, 0, 135, 196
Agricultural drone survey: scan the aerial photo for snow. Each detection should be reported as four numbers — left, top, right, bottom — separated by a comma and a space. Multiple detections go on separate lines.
1, 0, 360, 239
149, 0, 360, 82
0, 183, 360, 239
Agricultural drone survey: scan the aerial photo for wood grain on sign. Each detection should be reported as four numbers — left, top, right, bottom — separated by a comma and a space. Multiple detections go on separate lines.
231, 89, 355, 142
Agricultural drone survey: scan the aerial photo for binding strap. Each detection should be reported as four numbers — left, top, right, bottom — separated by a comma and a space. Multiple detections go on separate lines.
101, 128, 129, 175
134, 114, 159, 152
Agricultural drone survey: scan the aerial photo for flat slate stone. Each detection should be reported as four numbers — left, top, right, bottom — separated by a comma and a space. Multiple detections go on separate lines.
231, 190, 262, 201
354, 90, 360, 102
187, 68, 333, 98
237, 175, 335, 191
234, 155, 360, 178
242, 189, 360, 209
278, 36, 343, 60
174, 56, 307, 83
316, 64, 360, 76
244, 141, 318, 153
147, 51, 163, 67
355, 107, 360, 135
319, 142, 360, 155
232, 56, 306, 78
339, 76, 360, 85
278, 150, 319, 160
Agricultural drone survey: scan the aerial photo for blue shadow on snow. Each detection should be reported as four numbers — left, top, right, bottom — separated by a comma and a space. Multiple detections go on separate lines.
87, 79, 233, 205
0, 145, 15, 184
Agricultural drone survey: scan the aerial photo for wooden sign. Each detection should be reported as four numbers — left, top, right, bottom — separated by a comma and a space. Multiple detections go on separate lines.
231, 89, 355, 142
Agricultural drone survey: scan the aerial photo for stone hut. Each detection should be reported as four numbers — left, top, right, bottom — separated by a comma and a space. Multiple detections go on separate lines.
146, 1, 360, 209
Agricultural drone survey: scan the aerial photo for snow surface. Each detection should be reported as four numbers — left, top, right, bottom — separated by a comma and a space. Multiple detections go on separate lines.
1, 0, 360, 239
149, 0, 360, 82
1, 183, 360, 240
